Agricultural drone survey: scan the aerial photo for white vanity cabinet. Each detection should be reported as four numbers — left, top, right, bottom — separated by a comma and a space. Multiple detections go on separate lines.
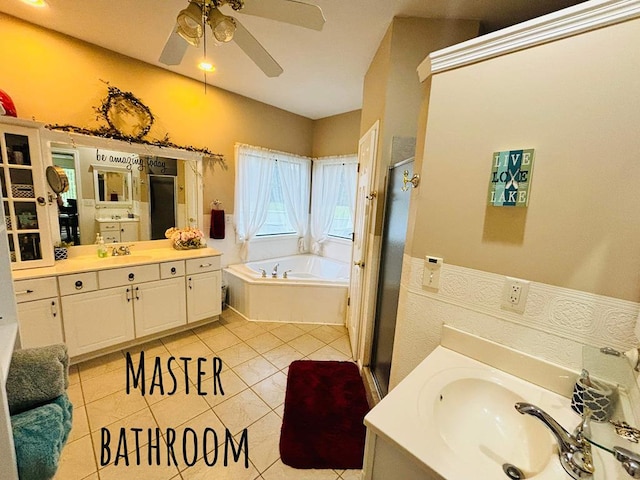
13, 276, 63, 349
97, 220, 139, 243
186, 256, 221, 323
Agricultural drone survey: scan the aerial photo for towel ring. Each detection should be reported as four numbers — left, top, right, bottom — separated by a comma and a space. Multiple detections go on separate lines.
210, 200, 222, 209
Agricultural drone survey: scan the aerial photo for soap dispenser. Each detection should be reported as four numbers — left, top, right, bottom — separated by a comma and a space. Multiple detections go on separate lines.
96, 233, 107, 258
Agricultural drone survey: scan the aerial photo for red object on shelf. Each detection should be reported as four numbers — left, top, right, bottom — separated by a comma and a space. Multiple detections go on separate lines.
0, 89, 17, 117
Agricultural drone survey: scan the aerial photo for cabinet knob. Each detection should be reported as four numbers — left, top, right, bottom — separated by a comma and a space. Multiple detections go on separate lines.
128, 273, 135, 281
171, 267, 177, 275
75, 280, 83, 290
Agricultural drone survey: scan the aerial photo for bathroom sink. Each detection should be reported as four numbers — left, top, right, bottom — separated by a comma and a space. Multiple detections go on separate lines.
418, 369, 554, 478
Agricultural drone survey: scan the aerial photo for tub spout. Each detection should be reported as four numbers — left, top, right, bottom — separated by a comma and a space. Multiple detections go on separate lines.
514, 402, 594, 479
272, 263, 279, 278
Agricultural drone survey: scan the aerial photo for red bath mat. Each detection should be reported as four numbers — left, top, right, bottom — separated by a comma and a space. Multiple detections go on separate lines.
279, 360, 370, 469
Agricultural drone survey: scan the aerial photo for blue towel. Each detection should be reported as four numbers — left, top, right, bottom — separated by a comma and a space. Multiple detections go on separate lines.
11, 393, 73, 480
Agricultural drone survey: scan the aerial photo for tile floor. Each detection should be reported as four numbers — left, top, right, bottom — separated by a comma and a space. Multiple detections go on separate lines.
55, 309, 363, 480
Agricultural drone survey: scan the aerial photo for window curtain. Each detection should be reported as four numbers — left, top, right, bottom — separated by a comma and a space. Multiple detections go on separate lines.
234, 144, 276, 260
277, 155, 311, 252
310, 158, 349, 254
343, 159, 358, 221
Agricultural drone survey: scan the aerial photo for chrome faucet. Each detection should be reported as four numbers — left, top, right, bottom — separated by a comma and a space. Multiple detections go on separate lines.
259, 268, 267, 278
271, 263, 279, 278
515, 402, 594, 479
283, 270, 292, 279
110, 245, 131, 256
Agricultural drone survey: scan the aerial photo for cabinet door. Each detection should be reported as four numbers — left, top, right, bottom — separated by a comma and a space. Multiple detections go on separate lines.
16, 298, 63, 349
133, 277, 186, 337
0, 123, 53, 269
186, 270, 221, 323
61, 287, 134, 357
120, 222, 138, 242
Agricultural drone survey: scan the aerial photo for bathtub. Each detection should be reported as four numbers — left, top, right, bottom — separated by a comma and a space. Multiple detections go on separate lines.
224, 254, 349, 325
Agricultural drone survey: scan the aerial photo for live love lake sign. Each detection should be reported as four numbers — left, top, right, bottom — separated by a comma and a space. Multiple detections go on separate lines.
488, 149, 535, 207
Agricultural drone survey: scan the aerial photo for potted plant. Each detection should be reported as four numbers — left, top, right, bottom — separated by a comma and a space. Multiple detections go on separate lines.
53, 240, 73, 261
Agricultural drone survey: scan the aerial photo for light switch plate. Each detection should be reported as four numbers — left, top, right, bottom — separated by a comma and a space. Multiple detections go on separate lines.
423, 256, 443, 290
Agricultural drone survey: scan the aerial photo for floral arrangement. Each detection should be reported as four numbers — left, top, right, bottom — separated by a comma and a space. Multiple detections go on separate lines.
165, 227, 206, 250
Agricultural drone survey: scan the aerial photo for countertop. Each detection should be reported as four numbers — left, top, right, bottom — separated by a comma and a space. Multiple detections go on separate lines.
12, 241, 221, 280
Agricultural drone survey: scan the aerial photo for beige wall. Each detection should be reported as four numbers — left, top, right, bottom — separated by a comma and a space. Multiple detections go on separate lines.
312, 110, 361, 157
411, 17, 640, 302
0, 13, 317, 216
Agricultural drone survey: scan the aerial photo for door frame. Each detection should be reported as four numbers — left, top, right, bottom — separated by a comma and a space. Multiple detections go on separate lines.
147, 174, 177, 240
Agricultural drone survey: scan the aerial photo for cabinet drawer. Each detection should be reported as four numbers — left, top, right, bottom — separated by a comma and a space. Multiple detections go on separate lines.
100, 222, 119, 231
14, 277, 58, 303
186, 256, 220, 274
58, 272, 98, 296
98, 264, 160, 288
161, 261, 185, 279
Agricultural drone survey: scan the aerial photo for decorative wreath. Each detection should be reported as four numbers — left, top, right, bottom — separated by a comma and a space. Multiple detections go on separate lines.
46, 81, 225, 162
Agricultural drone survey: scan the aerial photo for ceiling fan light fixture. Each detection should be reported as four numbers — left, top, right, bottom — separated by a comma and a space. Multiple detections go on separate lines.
176, 1, 204, 44
208, 8, 237, 43
198, 60, 215, 72
20, 0, 47, 7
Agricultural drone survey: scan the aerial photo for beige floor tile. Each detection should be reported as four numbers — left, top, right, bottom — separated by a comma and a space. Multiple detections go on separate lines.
213, 389, 270, 435
287, 333, 326, 356
68, 364, 80, 386
85, 389, 148, 432
99, 461, 180, 480
245, 332, 284, 354
305, 345, 352, 362
309, 325, 345, 344
296, 323, 322, 332
340, 469, 363, 480
233, 356, 278, 386
78, 351, 126, 381
165, 338, 214, 359
251, 372, 287, 409
161, 329, 201, 350
202, 328, 243, 352
217, 343, 259, 368
150, 388, 210, 431
272, 403, 285, 418
229, 322, 268, 341
328, 335, 352, 356
140, 362, 189, 405
242, 411, 282, 472
67, 381, 84, 407
269, 324, 305, 343
193, 320, 228, 340
261, 344, 303, 370
91, 407, 160, 463
204, 369, 248, 408
164, 409, 226, 465
67, 404, 90, 443
54, 434, 97, 480
261, 459, 340, 480
255, 321, 286, 331
81, 366, 130, 404
123, 338, 170, 358
180, 455, 259, 480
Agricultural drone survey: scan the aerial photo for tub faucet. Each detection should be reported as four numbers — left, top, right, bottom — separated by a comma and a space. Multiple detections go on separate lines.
259, 268, 267, 278
515, 402, 594, 479
283, 270, 292, 279
271, 263, 279, 278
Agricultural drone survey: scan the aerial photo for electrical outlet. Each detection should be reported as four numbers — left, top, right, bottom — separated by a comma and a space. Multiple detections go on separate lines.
501, 277, 530, 313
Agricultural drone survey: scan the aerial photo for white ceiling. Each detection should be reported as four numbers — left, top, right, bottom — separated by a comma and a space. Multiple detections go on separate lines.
1, 0, 585, 119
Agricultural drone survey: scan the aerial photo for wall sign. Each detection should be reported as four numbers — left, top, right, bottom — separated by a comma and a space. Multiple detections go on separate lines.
488, 148, 535, 207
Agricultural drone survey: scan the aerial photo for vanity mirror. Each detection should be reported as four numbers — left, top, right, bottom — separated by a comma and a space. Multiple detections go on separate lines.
93, 165, 132, 206
45, 133, 203, 247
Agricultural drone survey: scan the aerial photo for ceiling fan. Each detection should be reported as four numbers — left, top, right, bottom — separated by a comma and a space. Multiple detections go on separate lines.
159, 0, 325, 77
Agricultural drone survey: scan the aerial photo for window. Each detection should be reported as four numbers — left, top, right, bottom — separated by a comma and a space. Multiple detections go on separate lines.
327, 166, 357, 239
256, 165, 295, 236
234, 144, 310, 257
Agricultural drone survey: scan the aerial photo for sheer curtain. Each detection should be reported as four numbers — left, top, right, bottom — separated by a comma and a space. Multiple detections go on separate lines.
234, 144, 275, 260
278, 155, 311, 252
310, 159, 346, 254
343, 158, 358, 221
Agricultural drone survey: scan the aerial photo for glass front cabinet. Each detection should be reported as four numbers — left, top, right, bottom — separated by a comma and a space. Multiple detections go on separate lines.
0, 120, 53, 269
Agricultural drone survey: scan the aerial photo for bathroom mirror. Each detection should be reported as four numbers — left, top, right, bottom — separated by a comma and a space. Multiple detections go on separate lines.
46, 137, 203, 246
93, 165, 132, 206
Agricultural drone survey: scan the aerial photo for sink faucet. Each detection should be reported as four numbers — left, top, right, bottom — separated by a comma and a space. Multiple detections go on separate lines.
271, 263, 279, 278
515, 402, 594, 479
110, 245, 132, 256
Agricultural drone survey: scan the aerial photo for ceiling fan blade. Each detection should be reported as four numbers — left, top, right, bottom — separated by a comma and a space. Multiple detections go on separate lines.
240, 0, 325, 31
233, 18, 283, 77
159, 28, 189, 65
